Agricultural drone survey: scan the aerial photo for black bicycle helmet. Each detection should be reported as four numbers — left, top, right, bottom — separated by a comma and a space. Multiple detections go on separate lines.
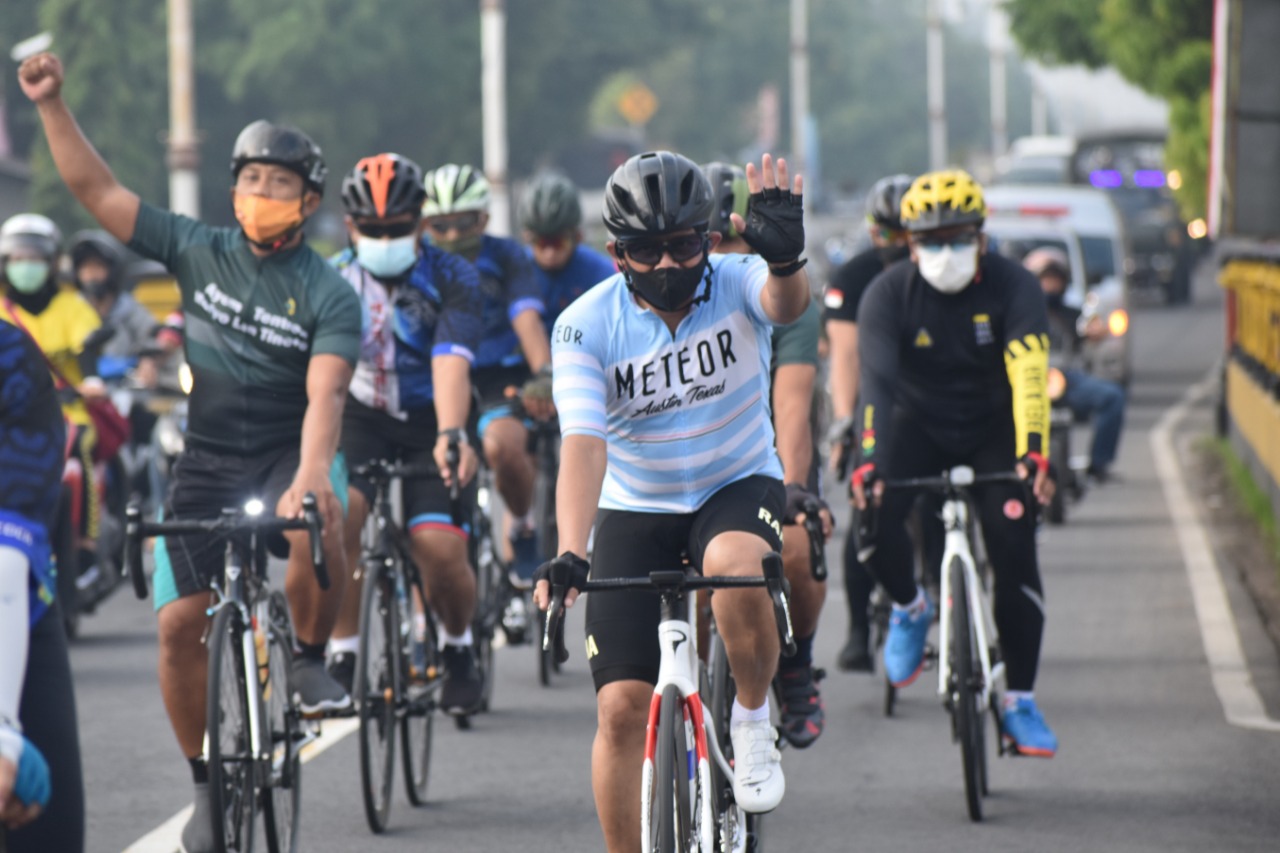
519, 171, 582, 236
701, 161, 748, 239
864, 174, 914, 230
603, 151, 714, 239
341, 153, 426, 219
230, 120, 328, 194
69, 229, 126, 269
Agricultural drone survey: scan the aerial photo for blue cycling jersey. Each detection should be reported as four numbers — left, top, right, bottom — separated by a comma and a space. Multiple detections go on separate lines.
331, 244, 483, 418
531, 243, 617, 332
471, 234, 545, 370
0, 321, 65, 627
551, 254, 783, 513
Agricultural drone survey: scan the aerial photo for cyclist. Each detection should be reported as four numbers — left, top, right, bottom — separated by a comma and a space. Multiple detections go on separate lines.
850, 169, 1058, 757
20, 52, 363, 853
823, 174, 914, 672
518, 170, 616, 422
702, 160, 829, 749
328, 153, 486, 714
0, 214, 106, 593
0, 319, 84, 852
1023, 247, 1126, 484
535, 151, 810, 849
422, 163, 549, 587
69, 229, 158, 364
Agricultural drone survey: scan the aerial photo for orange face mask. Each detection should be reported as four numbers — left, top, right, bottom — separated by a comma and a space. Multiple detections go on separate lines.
233, 193, 305, 245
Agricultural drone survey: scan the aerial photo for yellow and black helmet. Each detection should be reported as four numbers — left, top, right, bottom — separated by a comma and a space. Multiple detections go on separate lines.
899, 169, 986, 233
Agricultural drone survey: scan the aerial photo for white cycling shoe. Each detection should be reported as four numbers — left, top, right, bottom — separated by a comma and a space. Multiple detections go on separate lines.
730, 718, 785, 813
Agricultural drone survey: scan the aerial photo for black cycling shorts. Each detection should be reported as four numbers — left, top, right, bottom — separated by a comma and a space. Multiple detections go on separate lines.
584, 475, 785, 691
342, 403, 474, 539
152, 444, 348, 610
473, 364, 532, 438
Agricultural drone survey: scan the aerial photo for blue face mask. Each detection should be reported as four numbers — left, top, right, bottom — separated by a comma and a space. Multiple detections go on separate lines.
5, 260, 51, 294
356, 235, 418, 279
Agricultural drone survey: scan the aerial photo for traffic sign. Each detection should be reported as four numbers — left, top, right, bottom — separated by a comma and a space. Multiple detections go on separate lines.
618, 83, 659, 126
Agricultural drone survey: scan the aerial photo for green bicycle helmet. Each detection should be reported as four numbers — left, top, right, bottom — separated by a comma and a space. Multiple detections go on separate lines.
423, 163, 491, 216
701, 161, 748, 239
519, 171, 582, 236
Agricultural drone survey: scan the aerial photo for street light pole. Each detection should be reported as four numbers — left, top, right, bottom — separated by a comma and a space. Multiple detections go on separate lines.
789, 0, 809, 191
988, 0, 1009, 159
926, 0, 948, 170
481, 0, 510, 236
166, 0, 199, 217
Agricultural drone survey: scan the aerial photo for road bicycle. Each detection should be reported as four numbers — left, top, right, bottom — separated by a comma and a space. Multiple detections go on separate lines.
875, 466, 1024, 822
543, 554, 796, 853
123, 493, 328, 853
463, 457, 507, 727
348, 459, 451, 833
528, 417, 561, 686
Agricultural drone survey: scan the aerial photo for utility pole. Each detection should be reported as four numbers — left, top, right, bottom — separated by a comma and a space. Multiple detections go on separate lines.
988, 0, 1009, 158
926, 0, 948, 170
480, 0, 510, 236
167, 0, 199, 217
789, 0, 809, 205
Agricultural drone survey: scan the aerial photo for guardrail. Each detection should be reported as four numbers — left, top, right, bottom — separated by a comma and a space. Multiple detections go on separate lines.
1221, 259, 1280, 380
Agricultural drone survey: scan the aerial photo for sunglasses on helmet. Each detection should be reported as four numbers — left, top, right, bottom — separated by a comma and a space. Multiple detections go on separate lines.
617, 234, 706, 266
426, 212, 483, 235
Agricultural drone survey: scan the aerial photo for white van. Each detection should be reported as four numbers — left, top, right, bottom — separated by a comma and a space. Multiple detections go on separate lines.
984, 185, 1133, 386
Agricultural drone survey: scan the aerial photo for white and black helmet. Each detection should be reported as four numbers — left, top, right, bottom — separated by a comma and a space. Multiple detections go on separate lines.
603, 151, 714, 240
422, 163, 491, 216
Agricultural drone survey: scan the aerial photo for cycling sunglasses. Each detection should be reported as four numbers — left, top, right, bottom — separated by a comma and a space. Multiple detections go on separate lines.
426, 212, 483, 235
354, 219, 420, 239
617, 234, 706, 266
533, 234, 571, 251
913, 230, 981, 250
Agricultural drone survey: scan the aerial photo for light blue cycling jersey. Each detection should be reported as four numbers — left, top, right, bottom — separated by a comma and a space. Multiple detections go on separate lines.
551, 253, 783, 513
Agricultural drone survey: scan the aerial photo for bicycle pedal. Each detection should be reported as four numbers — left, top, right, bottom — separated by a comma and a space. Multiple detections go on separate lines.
812, 667, 827, 682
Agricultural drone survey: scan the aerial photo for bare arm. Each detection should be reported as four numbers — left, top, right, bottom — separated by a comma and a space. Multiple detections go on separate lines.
431, 355, 472, 431
280, 354, 352, 527
772, 363, 816, 483
825, 319, 859, 422
19, 54, 140, 243
556, 434, 606, 558
759, 267, 811, 326
512, 309, 551, 373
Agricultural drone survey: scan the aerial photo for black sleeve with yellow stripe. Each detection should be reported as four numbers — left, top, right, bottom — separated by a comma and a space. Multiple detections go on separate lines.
1002, 273, 1052, 458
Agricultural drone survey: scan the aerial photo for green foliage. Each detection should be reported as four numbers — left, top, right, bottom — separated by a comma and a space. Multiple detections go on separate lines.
1005, 0, 1212, 220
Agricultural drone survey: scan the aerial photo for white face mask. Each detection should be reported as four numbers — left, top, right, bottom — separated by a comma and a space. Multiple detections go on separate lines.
356, 234, 419, 279
916, 244, 979, 294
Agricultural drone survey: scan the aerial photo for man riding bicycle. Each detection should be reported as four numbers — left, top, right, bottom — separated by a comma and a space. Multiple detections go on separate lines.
850, 169, 1058, 757
20, 52, 363, 853
534, 151, 810, 851
422, 164, 550, 588
327, 152, 486, 715
702, 160, 830, 750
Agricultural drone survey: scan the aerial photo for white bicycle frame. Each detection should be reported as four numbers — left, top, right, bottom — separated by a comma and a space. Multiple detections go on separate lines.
933, 467, 1005, 709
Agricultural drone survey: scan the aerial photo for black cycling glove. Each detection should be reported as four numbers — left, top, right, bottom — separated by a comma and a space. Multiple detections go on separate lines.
533, 551, 590, 595
740, 185, 806, 266
782, 482, 825, 525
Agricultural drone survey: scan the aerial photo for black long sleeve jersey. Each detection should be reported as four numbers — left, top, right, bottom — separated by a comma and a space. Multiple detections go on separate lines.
855, 251, 1051, 466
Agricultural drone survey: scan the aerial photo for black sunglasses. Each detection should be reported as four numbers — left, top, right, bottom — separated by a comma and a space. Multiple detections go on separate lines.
354, 219, 420, 239
426, 212, 483, 235
914, 231, 981, 250
618, 234, 706, 266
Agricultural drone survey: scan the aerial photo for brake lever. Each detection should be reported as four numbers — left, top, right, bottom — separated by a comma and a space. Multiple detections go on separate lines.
801, 498, 828, 581
301, 493, 329, 591
124, 504, 149, 600
542, 584, 570, 665
445, 439, 462, 525
761, 552, 797, 657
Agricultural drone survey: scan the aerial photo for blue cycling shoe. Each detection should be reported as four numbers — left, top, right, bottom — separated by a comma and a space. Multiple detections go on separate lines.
1001, 696, 1058, 757
12, 734, 51, 810
883, 593, 934, 687
508, 529, 540, 590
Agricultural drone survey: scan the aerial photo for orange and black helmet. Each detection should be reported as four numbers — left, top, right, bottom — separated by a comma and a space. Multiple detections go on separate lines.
341, 153, 427, 220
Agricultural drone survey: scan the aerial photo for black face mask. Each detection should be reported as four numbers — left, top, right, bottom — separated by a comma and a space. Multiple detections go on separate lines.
1045, 291, 1065, 309
876, 243, 910, 267
81, 280, 115, 302
627, 259, 708, 312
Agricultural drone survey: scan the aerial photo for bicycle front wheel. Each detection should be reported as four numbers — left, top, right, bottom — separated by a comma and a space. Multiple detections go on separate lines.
401, 586, 435, 805
261, 592, 301, 853
652, 684, 694, 853
950, 556, 984, 822
471, 524, 500, 716
356, 559, 399, 833
207, 604, 257, 853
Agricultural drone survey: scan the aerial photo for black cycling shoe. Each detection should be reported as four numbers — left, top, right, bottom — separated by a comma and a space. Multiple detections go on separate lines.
440, 644, 484, 715
774, 665, 825, 749
180, 782, 215, 853
291, 656, 352, 715
837, 627, 873, 673
326, 651, 356, 697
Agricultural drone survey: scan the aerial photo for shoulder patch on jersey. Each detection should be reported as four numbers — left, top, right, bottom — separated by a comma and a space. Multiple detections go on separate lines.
824, 288, 844, 309
973, 313, 994, 346
913, 327, 934, 348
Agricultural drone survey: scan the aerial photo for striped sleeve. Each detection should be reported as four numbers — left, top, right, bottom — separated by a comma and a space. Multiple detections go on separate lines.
551, 312, 607, 439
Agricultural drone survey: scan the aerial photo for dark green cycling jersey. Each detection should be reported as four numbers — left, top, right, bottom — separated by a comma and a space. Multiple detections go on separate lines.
129, 203, 361, 455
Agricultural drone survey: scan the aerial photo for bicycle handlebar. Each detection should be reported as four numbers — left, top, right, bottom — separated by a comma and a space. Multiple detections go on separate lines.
122, 493, 328, 600
351, 459, 440, 482
540, 552, 797, 665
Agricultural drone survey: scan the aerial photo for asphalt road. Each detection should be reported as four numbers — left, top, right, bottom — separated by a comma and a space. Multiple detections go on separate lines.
65, 264, 1280, 852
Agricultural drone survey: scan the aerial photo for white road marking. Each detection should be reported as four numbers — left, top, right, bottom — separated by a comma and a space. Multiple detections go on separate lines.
1150, 368, 1280, 732
122, 717, 360, 852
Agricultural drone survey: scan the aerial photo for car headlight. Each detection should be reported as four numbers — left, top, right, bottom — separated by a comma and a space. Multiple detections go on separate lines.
1047, 367, 1067, 402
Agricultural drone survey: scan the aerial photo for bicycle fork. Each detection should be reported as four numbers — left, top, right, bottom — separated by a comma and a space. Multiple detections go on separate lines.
935, 501, 1003, 711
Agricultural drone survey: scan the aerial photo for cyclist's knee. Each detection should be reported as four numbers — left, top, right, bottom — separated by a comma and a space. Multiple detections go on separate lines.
701, 531, 771, 578
411, 529, 468, 575
157, 595, 209, 655
780, 523, 809, 574
596, 681, 651, 745
482, 418, 527, 468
